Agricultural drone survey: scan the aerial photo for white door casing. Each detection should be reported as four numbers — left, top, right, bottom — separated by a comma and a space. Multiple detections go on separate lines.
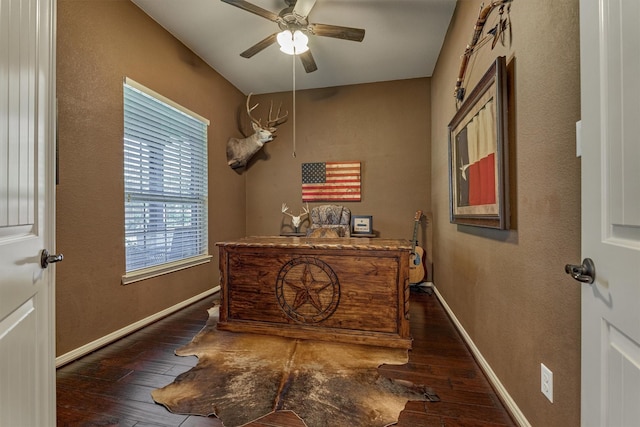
0, 0, 57, 426
579, 0, 640, 425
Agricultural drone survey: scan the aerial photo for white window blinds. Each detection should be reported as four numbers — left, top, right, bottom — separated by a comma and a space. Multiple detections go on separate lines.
123, 78, 209, 274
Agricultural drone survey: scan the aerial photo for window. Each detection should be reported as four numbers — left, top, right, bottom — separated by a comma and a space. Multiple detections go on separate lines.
122, 78, 209, 283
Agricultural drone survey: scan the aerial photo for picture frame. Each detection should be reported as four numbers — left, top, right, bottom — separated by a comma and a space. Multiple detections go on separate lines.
448, 56, 509, 229
351, 215, 373, 234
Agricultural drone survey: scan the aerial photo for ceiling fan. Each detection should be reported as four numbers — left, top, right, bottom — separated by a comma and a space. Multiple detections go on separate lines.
221, 0, 365, 73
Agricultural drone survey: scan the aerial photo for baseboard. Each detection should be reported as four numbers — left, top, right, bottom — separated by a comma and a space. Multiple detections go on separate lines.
55, 287, 219, 368
431, 285, 531, 427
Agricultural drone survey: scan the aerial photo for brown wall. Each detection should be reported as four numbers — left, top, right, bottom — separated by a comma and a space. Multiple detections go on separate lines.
56, 0, 246, 356
430, 1, 581, 425
245, 80, 431, 244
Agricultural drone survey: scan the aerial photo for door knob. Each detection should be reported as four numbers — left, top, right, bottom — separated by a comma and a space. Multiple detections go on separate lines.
41, 249, 64, 269
564, 258, 595, 284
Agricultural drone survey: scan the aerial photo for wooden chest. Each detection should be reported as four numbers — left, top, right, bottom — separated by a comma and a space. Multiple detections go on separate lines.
216, 237, 412, 349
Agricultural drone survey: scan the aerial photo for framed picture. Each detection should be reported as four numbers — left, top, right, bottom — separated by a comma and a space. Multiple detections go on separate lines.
351, 215, 373, 234
448, 56, 509, 229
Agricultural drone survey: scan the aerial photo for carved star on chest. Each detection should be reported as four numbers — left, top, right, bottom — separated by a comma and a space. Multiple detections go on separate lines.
275, 256, 340, 324
284, 263, 332, 312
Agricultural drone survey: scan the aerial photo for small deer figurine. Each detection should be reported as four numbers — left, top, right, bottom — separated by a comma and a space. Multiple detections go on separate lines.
281, 203, 310, 232
226, 93, 288, 170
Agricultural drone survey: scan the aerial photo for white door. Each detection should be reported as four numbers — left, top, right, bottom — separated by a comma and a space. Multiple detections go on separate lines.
0, 0, 57, 426
578, 0, 640, 425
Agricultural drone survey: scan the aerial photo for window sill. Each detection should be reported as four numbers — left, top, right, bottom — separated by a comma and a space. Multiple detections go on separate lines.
122, 254, 213, 285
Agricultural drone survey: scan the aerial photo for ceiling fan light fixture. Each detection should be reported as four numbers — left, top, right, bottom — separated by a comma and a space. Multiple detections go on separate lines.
277, 29, 309, 55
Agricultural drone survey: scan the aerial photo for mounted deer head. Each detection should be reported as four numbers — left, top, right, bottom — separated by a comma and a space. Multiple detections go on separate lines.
226, 93, 288, 170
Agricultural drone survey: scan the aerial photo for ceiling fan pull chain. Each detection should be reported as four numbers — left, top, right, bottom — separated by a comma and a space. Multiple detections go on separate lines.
292, 53, 296, 158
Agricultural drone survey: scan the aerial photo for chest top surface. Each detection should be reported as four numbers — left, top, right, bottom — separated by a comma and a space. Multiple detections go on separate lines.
216, 236, 412, 251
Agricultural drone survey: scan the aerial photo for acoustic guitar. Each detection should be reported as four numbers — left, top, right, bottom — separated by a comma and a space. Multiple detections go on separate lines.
409, 210, 426, 284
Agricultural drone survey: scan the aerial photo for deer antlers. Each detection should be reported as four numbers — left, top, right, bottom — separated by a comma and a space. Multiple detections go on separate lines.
247, 93, 288, 132
281, 203, 309, 228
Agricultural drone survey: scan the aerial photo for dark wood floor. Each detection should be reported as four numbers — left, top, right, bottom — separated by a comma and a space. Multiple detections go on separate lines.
56, 287, 516, 426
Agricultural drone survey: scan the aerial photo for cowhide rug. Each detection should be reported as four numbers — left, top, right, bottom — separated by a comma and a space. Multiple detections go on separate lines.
152, 306, 426, 427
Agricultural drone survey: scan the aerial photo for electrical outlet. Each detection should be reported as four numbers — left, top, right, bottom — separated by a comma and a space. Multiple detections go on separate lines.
541, 363, 553, 403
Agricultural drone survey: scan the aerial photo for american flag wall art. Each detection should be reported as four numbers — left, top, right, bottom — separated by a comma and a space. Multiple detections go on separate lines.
301, 162, 361, 202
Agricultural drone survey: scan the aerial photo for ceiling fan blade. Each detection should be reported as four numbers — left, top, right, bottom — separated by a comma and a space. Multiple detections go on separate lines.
308, 23, 365, 42
220, 0, 279, 22
299, 49, 317, 73
292, 0, 316, 18
240, 33, 278, 58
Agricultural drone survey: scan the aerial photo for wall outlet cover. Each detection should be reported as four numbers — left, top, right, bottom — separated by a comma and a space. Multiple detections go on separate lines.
541, 363, 553, 403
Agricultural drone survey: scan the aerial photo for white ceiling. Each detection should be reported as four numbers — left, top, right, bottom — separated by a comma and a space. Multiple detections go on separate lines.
131, 0, 457, 95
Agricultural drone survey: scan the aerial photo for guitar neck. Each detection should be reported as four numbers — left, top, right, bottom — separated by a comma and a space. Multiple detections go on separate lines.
410, 210, 422, 251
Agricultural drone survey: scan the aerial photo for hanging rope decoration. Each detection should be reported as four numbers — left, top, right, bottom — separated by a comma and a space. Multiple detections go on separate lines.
454, 0, 513, 108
